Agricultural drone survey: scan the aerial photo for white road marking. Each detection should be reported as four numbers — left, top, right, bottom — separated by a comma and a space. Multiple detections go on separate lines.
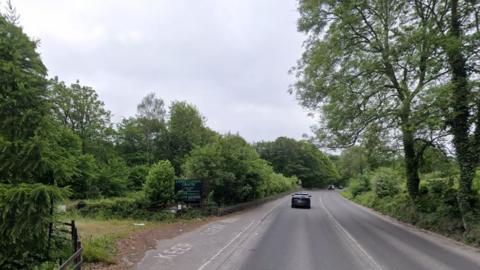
197, 220, 256, 270
200, 223, 227, 235
154, 253, 174, 260
197, 197, 286, 270
319, 194, 383, 270
155, 243, 193, 260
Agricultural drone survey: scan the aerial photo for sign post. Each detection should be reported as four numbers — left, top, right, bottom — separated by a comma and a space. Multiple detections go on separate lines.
175, 179, 202, 204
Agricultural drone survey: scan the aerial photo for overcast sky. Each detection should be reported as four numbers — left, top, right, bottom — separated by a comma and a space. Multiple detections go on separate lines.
13, 0, 315, 142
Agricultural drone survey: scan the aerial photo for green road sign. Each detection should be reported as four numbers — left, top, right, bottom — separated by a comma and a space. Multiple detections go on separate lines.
175, 179, 202, 203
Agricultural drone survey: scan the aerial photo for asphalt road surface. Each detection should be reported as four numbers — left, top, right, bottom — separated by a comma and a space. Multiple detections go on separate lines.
137, 190, 480, 270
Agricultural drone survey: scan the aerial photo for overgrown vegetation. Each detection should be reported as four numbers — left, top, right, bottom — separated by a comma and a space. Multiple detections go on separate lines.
342, 167, 480, 246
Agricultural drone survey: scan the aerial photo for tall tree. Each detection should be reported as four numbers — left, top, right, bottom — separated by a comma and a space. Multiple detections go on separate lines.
116, 117, 150, 165
136, 93, 166, 164
0, 15, 76, 184
0, 12, 73, 268
137, 92, 166, 120
167, 101, 216, 173
293, 0, 449, 198
50, 78, 112, 155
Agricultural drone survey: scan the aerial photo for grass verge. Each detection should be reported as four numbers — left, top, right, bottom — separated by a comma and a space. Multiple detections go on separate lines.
75, 218, 162, 264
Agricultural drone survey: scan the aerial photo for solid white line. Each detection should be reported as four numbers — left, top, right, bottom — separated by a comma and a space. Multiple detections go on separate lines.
319, 194, 383, 270
196, 197, 286, 270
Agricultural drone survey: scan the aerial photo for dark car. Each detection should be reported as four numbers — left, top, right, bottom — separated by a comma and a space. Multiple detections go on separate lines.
291, 192, 311, 208
328, 185, 335, 190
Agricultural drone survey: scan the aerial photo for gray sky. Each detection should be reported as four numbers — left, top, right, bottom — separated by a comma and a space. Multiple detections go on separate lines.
13, 0, 315, 142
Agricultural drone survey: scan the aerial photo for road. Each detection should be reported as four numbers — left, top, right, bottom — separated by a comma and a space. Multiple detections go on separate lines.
136, 190, 480, 270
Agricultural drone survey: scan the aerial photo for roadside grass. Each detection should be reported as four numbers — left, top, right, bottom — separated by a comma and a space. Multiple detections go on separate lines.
69, 212, 207, 265
75, 218, 161, 264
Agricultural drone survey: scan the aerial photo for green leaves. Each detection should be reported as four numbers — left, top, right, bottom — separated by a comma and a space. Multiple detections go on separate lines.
183, 135, 297, 205
0, 15, 51, 184
49, 78, 112, 155
256, 137, 339, 188
167, 101, 216, 173
144, 160, 175, 207
0, 184, 69, 269
293, 0, 454, 197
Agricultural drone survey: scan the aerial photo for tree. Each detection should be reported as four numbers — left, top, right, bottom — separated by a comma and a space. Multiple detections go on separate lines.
4, 0, 19, 25
93, 157, 129, 197
0, 13, 49, 183
256, 137, 339, 188
293, 0, 449, 198
116, 117, 151, 165
137, 92, 166, 120
183, 134, 296, 205
136, 93, 166, 164
167, 101, 217, 173
0, 13, 71, 268
0, 15, 77, 184
144, 160, 175, 207
337, 147, 369, 180
50, 78, 112, 155
65, 154, 98, 199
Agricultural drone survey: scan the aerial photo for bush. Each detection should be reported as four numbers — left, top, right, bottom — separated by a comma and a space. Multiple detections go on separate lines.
144, 160, 175, 207
349, 174, 371, 197
371, 167, 401, 198
75, 197, 175, 221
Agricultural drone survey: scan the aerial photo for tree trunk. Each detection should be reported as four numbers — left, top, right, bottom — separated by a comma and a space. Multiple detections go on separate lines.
402, 127, 420, 198
400, 99, 421, 198
447, 0, 476, 232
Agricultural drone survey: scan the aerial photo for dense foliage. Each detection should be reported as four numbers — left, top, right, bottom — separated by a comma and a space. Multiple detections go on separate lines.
343, 166, 480, 246
183, 135, 298, 205
0, 184, 69, 269
0, 12, 76, 268
256, 137, 339, 188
